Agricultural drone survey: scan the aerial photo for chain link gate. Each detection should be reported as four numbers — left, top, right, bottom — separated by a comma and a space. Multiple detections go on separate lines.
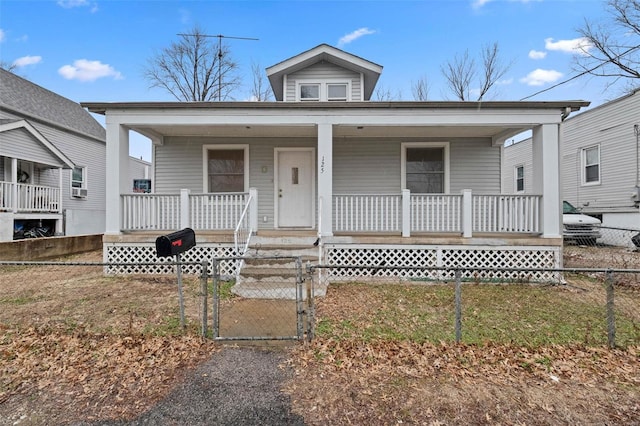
210, 256, 314, 341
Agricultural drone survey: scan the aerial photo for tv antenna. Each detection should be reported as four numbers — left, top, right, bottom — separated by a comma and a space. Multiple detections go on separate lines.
177, 33, 259, 101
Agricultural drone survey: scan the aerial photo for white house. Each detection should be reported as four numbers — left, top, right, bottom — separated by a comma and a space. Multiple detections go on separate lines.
503, 89, 640, 235
0, 68, 107, 241
83, 44, 588, 280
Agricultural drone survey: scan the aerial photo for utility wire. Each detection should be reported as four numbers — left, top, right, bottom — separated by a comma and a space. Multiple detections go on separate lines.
520, 44, 640, 100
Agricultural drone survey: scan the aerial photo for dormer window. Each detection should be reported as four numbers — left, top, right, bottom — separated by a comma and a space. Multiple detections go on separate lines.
327, 84, 347, 101
297, 80, 351, 101
300, 84, 320, 101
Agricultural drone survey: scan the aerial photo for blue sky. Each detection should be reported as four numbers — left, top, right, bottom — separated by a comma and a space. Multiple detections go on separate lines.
0, 0, 628, 159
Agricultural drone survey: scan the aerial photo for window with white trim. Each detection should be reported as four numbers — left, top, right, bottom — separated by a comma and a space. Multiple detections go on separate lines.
515, 165, 525, 192
300, 84, 320, 101
71, 166, 86, 189
297, 81, 351, 101
327, 83, 347, 101
582, 145, 600, 185
402, 143, 450, 194
204, 145, 249, 192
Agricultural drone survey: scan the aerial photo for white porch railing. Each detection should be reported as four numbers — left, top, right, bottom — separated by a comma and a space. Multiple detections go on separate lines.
234, 190, 255, 256
411, 194, 462, 233
121, 190, 257, 232
333, 194, 402, 232
0, 181, 61, 213
190, 193, 247, 230
472, 194, 542, 233
122, 194, 181, 230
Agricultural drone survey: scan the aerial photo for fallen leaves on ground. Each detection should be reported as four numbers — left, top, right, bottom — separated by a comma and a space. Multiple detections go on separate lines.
284, 339, 640, 425
1, 325, 217, 424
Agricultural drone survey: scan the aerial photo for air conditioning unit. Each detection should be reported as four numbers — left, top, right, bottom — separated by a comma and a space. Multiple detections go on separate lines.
72, 187, 88, 198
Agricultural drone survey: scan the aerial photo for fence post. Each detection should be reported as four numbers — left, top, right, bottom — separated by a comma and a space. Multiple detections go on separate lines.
402, 189, 411, 237
462, 189, 472, 238
212, 258, 220, 339
180, 188, 190, 229
296, 257, 304, 340
200, 260, 209, 338
606, 270, 616, 349
455, 269, 462, 343
176, 253, 186, 330
306, 262, 315, 342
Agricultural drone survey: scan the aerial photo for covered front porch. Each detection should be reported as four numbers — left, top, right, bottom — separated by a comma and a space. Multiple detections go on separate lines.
84, 100, 587, 275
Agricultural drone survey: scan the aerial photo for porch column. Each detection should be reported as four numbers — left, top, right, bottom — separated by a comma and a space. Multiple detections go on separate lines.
57, 167, 63, 214
532, 124, 561, 238
317, 123, 333, 237
10, 158, 17, 212
105, 120, 130, 235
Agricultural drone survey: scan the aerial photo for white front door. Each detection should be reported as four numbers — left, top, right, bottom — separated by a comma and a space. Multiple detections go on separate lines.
276, 149, 314, 228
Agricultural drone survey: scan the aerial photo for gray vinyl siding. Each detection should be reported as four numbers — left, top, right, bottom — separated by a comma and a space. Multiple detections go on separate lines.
0, 127, 66, 167
156, 136, 501, 229
561, 90, 640, 213
155, 137, 316, 229
33, 123, 105, 212
1, 109, 106, 213
284, 62, 362, 102
128, 157, 151, 191
501, 139, 533, 194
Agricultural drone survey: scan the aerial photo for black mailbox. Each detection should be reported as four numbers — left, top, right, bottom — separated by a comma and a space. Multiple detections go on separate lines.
155, 228, 196, 258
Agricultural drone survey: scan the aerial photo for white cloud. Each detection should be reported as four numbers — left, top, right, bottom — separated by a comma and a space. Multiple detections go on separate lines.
520, 69, 563, 86
0, 29, 5, 43
528, 50, 547, 60
472, 0, 493, 8
544, 37, 592, 55
338, 27, 376, 47
496, 78, 514, 85
13, 55, 42, 67
58, 59, 123, 82
57, 0, 98, 12
57, 0, 89, 7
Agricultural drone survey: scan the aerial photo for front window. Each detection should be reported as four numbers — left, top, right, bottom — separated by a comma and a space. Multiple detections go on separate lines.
403, 144, 449, 193
582, 145, 600, 184
515, 165, 524, 192
300, 84, 320, 101
206, 147, 247, 192
71, 166, 86, 188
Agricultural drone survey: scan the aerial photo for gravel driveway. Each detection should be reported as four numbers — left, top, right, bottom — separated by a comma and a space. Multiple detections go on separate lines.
74, 346, 305, 426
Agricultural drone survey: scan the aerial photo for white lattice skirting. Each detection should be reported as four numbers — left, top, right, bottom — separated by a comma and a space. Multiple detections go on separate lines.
325, 244, 561, 282
104, 243, 238, 277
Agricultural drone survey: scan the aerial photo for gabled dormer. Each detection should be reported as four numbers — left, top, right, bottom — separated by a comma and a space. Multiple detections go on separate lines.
266, 44, 383, 102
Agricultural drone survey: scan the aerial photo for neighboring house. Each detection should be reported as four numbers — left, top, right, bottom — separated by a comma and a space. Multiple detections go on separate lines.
83, 44, 588, 280
503, 89, 640, 235
0, 68, 107, 241
129, 156, 152, 193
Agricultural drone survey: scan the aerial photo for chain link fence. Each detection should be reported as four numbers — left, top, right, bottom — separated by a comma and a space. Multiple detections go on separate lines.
1, 249, 638, 347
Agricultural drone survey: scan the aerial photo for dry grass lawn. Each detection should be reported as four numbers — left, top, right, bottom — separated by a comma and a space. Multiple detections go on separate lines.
1, 249, 639, 425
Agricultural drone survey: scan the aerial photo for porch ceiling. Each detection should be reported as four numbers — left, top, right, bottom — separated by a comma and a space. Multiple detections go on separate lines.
131, 124, 520, 139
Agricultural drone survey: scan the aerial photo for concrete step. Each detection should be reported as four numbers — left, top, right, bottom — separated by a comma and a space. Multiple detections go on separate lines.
233, 247, 321, 300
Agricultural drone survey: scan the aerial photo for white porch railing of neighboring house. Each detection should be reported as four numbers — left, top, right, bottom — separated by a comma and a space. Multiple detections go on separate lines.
0, 181, 61, 213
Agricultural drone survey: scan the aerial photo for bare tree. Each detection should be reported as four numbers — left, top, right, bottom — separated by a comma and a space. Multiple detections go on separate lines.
411, 75, 430, 101
249, 61, 273, 101
441, 43, 512, 101
373, 83, 402, 101
1, 61, 16, 72
142, 25, 241, 101
575, 0, 640, 84
477, 43, 511, 101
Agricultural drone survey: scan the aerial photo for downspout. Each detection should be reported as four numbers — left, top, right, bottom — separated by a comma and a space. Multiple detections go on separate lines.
634, 124, 640, 206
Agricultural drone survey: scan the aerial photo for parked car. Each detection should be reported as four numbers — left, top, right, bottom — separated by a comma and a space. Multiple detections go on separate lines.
563, 200, 602, 245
